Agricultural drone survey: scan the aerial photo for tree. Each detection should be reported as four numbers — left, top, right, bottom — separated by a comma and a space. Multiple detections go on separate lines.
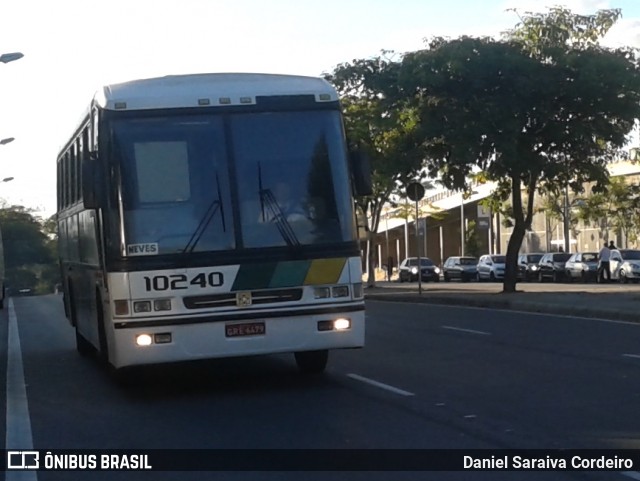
464, 220, 481, 259
396, 7, 640, 292
325, 54, 426, 286
0, 205, 57, 293
575, 176, 640, 246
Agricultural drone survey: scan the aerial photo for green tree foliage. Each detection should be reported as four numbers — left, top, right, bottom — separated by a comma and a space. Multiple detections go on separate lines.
0, 206, 58, 294
395, 7, 640, 292
575, 176, 640, 245
464, 220, 481, 259
325, 54, 427, 286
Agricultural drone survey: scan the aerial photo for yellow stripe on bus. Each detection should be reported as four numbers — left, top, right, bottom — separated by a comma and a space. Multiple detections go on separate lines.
304, 258, 346, 285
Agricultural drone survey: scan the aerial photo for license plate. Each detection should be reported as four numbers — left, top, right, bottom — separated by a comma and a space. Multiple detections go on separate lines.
225, 322, 266, 338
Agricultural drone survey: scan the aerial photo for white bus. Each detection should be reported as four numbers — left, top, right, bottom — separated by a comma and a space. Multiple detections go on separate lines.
56, 73, 370, 376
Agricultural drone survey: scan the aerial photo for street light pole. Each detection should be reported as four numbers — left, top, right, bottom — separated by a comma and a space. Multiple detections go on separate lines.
0, 52, 24, 64
563, 184, 571, 253
460, 198, 465, 257
460, 190, 479, 257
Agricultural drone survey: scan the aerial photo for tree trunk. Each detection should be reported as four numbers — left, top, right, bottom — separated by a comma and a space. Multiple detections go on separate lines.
503, 222, 526, 293
366, 233, 376, 287
502, 174, 536, 293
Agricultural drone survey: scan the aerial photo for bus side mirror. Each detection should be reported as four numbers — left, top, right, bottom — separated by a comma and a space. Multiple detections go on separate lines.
82, 153, 99, 209
350, 149, 373, 196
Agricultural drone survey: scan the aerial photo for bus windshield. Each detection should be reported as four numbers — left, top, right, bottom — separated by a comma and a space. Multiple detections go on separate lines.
111, 110, 355, 255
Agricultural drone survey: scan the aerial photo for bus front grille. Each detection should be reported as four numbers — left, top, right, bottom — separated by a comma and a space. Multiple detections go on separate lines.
183, 288, 304, 309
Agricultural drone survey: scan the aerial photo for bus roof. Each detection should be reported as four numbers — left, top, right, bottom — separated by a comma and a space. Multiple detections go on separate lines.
94, 73, 339, 111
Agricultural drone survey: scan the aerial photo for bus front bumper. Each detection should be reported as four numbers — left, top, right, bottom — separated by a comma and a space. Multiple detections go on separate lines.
109, 307, 365, 369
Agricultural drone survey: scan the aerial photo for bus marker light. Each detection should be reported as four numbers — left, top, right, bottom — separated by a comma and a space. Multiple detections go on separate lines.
219, 97, 231, 105
240, 97, 253, 104
334, 318, 351, 330
136, 334, 153, 347
114, 300, 129, 316
154, 333, 172, 344
153, 299, 172, 311
133, 301, 152, 313
198, 98, 210, 106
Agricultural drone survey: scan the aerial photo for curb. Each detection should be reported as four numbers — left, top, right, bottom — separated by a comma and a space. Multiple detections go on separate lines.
365, 293, 638, 323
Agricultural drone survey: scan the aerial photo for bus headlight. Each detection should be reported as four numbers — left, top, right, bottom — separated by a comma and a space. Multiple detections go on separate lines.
314, 287, 331, 299
133, 301, 152, 313
317, 318, 351, 331
153, 299, 172, 311
136, 334, 153, 346
334, 318, 351, 330
332, 285, 349, 298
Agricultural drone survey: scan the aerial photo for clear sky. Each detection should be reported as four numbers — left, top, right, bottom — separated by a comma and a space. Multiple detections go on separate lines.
0, 0, 638, 219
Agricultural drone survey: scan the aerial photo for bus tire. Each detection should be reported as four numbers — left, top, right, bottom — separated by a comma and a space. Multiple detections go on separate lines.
294, 350, 328, 374
96, 292, 110, 365
75, 329, 94, 357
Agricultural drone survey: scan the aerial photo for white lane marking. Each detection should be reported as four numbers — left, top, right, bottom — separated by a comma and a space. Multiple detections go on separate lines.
622, 472, 640, 480
366, 299, 640, 325
442, 326, 491, 336
347, 373, 415, 397
623, 354, 640, 359
6, 299, 38, 480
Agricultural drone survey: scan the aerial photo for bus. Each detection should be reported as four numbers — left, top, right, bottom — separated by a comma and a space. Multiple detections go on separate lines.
56, 73, 371, 376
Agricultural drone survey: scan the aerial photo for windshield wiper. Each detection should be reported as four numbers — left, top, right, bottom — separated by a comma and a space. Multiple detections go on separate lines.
183, 173, 226, 253
258, 163, 300, 247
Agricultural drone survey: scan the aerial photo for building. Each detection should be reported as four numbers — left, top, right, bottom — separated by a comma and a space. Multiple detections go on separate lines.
370, 160, 640, 274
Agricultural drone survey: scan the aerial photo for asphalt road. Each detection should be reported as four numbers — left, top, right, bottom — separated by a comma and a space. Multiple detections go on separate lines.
2, 294, 639, 481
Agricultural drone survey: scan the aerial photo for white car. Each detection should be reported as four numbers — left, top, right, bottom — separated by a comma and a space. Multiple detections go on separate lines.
477, 254, 506, 281
610, 249, 640, 283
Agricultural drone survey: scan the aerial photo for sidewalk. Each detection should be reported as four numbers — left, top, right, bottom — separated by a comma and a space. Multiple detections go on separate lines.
364, 281, 640, 322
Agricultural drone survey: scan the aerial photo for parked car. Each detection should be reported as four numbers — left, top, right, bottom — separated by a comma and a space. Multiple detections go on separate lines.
398, 257, 441, 282
442, 256, 478, 282
537, 252, 572, 282
564, 252, 598, 282
610, 249, 640, 283
477, 254, 506, 281
517, 253, 544, 281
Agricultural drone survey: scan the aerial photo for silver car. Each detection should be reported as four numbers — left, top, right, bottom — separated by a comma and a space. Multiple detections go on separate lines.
477, 254, 506, 282
610, 249, 640, 283
564, 252, 598, 282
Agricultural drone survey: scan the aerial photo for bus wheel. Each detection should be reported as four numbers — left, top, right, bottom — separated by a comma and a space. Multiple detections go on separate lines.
96, 293, 110, 365
75, 329, 94, 356
294, 350, 328, 374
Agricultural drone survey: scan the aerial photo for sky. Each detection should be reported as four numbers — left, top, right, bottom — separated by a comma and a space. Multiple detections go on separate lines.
0, 0, 639, 219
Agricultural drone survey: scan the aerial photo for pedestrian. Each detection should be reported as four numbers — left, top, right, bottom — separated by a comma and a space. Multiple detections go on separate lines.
387, 256, 394, 282
598, 242, 611, 283
608, 240, 617, 250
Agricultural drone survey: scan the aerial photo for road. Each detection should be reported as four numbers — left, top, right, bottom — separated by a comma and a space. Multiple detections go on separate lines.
2, 294, 640, 480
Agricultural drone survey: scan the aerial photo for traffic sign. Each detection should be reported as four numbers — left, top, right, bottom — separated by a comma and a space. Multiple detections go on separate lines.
406, 182, 425, 202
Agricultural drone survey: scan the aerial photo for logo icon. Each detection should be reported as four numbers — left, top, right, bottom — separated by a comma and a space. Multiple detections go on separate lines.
236, 292, 252, 307
7, 451, 39, 469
